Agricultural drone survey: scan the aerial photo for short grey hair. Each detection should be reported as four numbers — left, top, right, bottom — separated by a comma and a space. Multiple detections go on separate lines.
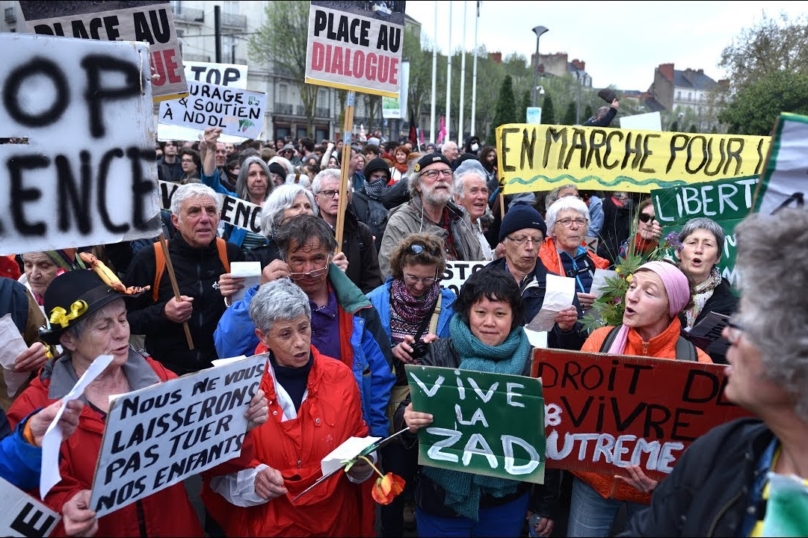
235, 156, 274, 202
677, 217, 726, 260
453, 169, 487, 199
545, 195, 590, 238
249, 278, 311, 334
260, 184, 318, 237
310, 168, 341, 194
733, 209, 808, 421
545, 184, 579, 208
170, 183, 221, 216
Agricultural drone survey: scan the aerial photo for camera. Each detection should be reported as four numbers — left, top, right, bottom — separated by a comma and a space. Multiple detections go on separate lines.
409, 341, 430, 360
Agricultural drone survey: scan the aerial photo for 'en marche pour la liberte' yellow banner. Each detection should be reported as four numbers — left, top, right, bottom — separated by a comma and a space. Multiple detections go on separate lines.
496, 124, 771, 194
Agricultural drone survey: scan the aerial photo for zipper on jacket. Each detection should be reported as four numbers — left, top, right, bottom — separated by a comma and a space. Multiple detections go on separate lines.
706, 489, 742, 536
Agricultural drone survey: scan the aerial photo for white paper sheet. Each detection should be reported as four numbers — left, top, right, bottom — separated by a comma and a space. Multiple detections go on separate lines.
211, 355, 249, 368
229, 262, 262, 303
0, 314, 33, 397
524, 329, 548, 349
41, 354, 114, 499
526, 274, 576, 332
320, 436, 381, 477
590, 269, 619, 299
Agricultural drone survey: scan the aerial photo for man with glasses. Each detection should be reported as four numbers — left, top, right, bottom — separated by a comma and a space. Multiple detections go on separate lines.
213, 215, 395, 437
378, 153, 484, 278
311, 169, 382, 294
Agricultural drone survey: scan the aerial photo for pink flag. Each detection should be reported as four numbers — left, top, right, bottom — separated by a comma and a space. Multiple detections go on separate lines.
436, 116, 446, 144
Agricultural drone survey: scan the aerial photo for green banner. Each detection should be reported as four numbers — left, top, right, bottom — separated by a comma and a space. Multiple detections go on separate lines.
405, 365, 546, 484
651, 175, 758, 287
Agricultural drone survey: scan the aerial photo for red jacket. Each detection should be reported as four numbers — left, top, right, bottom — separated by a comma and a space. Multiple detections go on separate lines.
202, 346, 375, 537
7, 352, 203, 537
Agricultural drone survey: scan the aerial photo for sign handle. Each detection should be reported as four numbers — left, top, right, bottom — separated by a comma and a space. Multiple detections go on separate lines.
158, 233, 194, 350
335, 91, 356, 254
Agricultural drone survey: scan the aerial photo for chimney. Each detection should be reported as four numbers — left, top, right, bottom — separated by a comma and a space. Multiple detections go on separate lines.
571, 59, 585, 71
488, 52, 502, 64
658, 63, 674, 82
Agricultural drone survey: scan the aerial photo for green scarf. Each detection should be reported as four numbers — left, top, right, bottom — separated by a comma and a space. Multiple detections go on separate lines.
422, 315, 533, 521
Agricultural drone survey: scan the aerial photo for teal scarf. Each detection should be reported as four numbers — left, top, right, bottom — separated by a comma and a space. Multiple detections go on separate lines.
422, 315, 533, 521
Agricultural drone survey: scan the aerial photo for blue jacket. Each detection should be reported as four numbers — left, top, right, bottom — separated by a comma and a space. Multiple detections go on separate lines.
215, 265, 396, 437
0, 409, 42, 490
366, 279, 457, 343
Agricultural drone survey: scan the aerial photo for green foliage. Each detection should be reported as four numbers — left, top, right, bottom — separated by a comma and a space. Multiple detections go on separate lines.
542, 93, 556, 125
688, 124, 697, 133
490, 75, 518, 140
583, 104, 594, 122
562, 102, 576, 125
521, 90, 531, 123
717, 70, 808, 135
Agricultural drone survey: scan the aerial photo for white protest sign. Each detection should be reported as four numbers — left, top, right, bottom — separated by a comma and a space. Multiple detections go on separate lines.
89, 354, 266, 517
18, 0, 187, 101
158, 181, 263, 233
0, 34, 162, 257
619, 111, 662, 132
0, 477, 60, 537
439, 261, 488, 296
306, 0, 405, 98
158, 81, 266, 139
754, 113, 808, 215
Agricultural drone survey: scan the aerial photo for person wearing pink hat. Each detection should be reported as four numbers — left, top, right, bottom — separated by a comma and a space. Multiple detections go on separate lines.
567, 260, 711, 537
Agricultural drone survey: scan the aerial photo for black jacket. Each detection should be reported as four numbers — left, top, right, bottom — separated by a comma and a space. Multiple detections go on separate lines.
487, 257, 587, 351
244, 238, 282, 268
583, 106, 617, 127
621, 418, 773, 537
679, 278, 738, 364
393, 338, 562, 520
338, 212, 383, 294
597, 195, 634, 264
123, 234, 244, 375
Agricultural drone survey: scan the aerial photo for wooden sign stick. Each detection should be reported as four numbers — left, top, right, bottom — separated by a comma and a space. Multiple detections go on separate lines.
157, 233, 194, 350
335, 91, 356, 253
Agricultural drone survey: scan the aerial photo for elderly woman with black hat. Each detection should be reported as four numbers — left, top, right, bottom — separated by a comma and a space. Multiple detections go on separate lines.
7, 269, 267, 537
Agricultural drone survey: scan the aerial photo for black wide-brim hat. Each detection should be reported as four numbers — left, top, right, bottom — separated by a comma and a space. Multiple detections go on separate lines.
39, 270, 126, 345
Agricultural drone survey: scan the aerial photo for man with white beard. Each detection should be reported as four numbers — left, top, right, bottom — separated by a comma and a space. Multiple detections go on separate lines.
378, 153, 484, 278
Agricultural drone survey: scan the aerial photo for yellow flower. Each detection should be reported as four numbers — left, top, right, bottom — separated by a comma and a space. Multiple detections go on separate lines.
626, 274, 633, 283
615, 267, 622, 274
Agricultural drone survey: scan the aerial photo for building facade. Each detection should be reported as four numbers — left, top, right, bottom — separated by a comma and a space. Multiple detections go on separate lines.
649, 63, 717, 115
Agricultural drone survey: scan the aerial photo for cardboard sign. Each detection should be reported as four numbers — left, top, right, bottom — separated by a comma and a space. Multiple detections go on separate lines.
0, 34, 162, 256
496, 124, 770, 195
530, 348, 752, 480
439, 261, 488, 296
18, 0, 187, 101
305, 0, 406, 98
89, 355, 266, 517
0, 477, 60, 537
651, 176, 758, 286
619, 112, 662, 132
753, 113, 808, 215
158, 181, 262, 234
158, 81, 265, 139
406, 365, 546, 484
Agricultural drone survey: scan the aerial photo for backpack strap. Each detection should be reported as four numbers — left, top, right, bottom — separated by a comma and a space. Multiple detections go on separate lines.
152, 238, 230, 303
599, 325, 621, 353
675, 336, 698, 362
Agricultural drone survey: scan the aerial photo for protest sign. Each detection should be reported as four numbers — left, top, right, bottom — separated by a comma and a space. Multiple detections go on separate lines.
158, 81, 266, 139
305, 0, 406, 98
531, 348, 752, 480
753, 113, 808, 216
0, 477, 60, 537
619, 112, 662, 132
651, 175, 758, 285
158, 181, 262, 234
495, 124, 770, 195
89, 354, 266, 517
406, 364, 546, 484
18, 0, 187, 101
0, 34, 162, 256
439, 261, 488, 296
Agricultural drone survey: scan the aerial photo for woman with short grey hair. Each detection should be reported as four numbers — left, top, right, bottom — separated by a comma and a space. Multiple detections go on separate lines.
248, 277, 312, 335
623, 208, 808, 536
675, 217, 737, 363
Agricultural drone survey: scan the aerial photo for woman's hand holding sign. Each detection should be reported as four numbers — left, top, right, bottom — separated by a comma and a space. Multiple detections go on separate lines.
403, 402, 433, 433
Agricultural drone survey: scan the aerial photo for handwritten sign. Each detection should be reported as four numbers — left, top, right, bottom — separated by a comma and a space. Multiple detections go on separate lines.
158, 81, 265, 139
406, 364, 546, 484
305, 0, 406, 98
530, 348, 752, 480
0, 477, 60, 537
0, 34, 161, 256
89, 355, 265, 517
496, 124, 770, 195
18, 0, 187, 101
439, 261, 488, 296
753, 113, 808, 215
158, 181, 262, 233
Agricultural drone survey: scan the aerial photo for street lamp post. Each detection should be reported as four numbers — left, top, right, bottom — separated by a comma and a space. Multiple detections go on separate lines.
531, 25, 548, 107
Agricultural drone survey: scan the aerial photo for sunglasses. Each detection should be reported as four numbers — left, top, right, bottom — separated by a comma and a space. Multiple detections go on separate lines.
639, 213, 656, 224
409, 243, 439, 257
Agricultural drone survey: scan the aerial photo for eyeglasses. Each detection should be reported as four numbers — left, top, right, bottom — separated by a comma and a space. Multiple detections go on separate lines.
421, 168, 453, 179
556, 217, 588, 228
318, 189, 340, 198
409, 243, 439, 256
725, 318, 745, 345
403, 271, 439, 286
287, 258, 330, 279
639, 213, 656, 224
506, 235, 543, 246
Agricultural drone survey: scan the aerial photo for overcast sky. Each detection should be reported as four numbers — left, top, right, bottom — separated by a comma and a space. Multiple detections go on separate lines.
405, 1, 806, 91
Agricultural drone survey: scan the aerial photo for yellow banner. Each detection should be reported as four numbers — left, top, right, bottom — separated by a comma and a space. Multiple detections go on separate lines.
496, 124, 771, 194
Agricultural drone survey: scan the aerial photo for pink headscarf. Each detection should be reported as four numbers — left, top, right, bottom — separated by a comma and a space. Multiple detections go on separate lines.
607, 261, 691, 355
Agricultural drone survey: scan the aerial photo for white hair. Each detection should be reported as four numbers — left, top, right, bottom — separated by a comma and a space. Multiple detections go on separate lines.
545, 196, 590, 238
170, 183, 221, 216
260, 184, 318, 237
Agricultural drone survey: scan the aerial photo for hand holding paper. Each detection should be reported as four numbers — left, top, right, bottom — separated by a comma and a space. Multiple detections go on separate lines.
229, 262, 262, 303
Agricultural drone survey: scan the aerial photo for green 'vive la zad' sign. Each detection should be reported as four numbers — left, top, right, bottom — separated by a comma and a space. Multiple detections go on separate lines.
405, 364, 546, 484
